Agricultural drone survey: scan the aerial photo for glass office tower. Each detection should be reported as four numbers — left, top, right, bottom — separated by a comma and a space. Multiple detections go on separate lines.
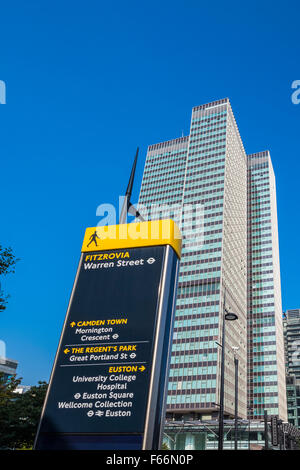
247, 151, 287, 421
138, 98, 248, 420
283, 309, 300, 427
283, 309, 300, 381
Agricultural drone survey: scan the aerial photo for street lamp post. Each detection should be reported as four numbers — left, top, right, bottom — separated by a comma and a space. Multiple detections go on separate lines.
218, 289, 238, 451
232, 347, 239, 450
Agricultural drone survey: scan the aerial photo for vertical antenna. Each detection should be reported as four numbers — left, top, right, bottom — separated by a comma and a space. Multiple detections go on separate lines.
119, 147, 145, 224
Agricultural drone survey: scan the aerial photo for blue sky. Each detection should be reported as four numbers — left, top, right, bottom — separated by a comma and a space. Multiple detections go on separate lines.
1, 0, 300, 385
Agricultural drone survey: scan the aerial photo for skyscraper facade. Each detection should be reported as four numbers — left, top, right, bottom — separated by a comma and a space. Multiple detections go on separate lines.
285, 375, 300, 428
138, 98, 248, 420
283, 308, 300, 427
283, 309, 300, 381
137, 99, 287, 425
247, 151, 287, 421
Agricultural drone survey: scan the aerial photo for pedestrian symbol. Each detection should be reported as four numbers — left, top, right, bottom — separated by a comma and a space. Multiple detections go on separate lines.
87, 230, 101, 247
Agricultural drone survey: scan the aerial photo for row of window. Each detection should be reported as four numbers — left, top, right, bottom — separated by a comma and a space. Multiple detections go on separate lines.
186, 164, 225, 181
189, 128, 226, 142
187, 155, 225, 170
189, 137, 226, 152
175, 316, 219, 328
173, 329, 219, 340
168, 379, 217, 391
172, 340, 218, 352
175, 302, 219, 316
169, 365, 217, 377
167, 394, 216, 405
171, 353, 218, 365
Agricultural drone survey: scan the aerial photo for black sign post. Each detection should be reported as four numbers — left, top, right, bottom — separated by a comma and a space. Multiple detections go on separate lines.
34, 220, 181, 450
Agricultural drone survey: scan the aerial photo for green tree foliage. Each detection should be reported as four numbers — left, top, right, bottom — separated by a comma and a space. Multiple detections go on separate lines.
0, 245, 19, 311
0, 373, 47, 449
0, 373, 21, 449
161, 441, 170, 450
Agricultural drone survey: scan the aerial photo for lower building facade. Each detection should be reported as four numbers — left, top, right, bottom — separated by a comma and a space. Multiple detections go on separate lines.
163, 418, 300, 450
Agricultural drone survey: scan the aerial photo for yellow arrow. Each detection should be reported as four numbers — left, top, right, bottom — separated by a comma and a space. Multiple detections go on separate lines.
70, 322, 76, 327
139, 366, 146, 372
64, 348, 70, 354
